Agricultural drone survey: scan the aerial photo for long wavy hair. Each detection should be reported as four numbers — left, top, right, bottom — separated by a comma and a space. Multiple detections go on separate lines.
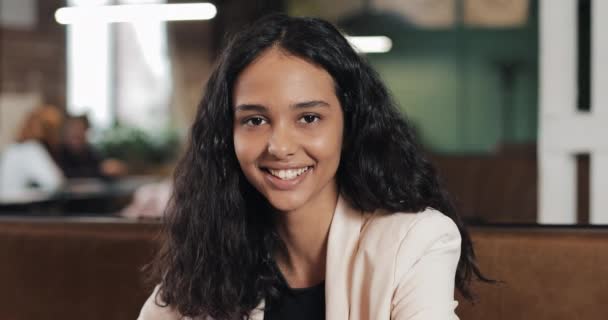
150, 13, 489, 319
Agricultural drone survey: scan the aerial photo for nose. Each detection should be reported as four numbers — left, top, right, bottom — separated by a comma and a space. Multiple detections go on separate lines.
267, 123, 297, 159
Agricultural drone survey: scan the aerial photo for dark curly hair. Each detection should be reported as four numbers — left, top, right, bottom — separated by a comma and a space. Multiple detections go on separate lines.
150, 13, 489, 319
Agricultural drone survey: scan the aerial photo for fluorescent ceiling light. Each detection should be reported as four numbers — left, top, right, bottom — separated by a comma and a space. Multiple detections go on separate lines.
55, 3, 217, 24
346, 36, 393, 53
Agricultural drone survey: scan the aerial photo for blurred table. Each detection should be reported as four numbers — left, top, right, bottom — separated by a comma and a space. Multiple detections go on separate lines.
0, 176, 160, 216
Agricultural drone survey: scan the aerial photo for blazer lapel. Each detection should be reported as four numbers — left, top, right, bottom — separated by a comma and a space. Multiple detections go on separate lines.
247, 196, 365, 320
325, 195, 365, 320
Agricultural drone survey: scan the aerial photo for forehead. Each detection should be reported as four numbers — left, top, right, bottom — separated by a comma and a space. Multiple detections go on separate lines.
232, 48, 337, 107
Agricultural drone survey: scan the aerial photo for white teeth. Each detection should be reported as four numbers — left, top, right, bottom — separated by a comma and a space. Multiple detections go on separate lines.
268, 167, 310, 180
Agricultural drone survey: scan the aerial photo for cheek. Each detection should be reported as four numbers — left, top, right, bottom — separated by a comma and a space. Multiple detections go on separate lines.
309, 124, 344, 165
233, 130, 265, 167
233, 133, 250, 166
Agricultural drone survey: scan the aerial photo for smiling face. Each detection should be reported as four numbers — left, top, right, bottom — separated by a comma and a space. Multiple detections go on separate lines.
233, 48, 344, 213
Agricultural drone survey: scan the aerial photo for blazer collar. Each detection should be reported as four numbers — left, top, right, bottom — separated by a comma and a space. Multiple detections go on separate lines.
325, 195, 366, 319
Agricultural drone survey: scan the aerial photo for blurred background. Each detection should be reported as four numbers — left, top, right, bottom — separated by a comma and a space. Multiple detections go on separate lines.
1, 0, 607, 319
0, 0, 546, 223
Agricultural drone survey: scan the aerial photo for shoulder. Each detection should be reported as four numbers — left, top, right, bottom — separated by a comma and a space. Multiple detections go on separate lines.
358, 208, 461, 276
360, 208, 460, 250
1, 141, 46, 163
137, 285, 185, 320
2, 141, 33, 152
16, 140, 45, 151
8, 141, 49, 158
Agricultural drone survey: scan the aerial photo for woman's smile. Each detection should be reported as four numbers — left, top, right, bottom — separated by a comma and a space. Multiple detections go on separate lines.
265, 166, 312, 180
262, 165, 313, 190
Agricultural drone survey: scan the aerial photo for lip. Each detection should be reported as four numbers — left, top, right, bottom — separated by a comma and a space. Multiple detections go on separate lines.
262, 166, 312, 191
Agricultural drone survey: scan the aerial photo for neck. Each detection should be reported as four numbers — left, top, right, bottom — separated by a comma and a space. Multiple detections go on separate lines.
274, 184, 338, 288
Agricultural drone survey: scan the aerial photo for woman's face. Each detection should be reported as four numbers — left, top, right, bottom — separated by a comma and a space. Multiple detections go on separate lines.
233, 48, 344, 213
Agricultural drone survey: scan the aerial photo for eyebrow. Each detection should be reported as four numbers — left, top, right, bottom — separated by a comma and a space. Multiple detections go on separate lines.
234, 100, 330, 112
234, 104, 266, 113
292, 100, 330, 109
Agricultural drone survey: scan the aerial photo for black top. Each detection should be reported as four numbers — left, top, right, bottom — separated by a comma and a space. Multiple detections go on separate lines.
264, 272, 326, 320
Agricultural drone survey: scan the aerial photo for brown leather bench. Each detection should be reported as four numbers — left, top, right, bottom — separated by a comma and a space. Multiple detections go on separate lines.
457, 226, 608, 320
0, 217, 159, 320
1, 218, 607, 319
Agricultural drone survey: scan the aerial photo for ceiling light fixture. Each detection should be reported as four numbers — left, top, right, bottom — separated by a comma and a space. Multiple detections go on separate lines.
55, 3, 217, 24
345, 36, 393, 53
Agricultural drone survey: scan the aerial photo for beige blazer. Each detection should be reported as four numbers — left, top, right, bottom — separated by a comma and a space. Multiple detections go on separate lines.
138, 196, 461, 320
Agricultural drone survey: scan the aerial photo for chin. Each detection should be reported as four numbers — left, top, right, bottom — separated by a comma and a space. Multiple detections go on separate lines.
265, 193, 308, 213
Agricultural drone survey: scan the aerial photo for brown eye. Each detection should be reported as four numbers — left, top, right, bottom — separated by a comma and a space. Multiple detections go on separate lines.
299, 114, 320, 124
244, 116, 267, 126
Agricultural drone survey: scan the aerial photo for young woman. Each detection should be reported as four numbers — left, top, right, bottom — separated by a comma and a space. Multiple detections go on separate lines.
139, 14, 487, 320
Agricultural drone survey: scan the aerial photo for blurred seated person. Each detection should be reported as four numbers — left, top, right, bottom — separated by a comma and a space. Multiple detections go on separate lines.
119, 180, 172, 219
56, 115, 127, 179
0, 104, 65, 199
